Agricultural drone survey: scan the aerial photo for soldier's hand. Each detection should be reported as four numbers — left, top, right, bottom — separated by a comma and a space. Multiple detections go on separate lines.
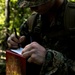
22, 42, 46, 65
7, 34, 25, 49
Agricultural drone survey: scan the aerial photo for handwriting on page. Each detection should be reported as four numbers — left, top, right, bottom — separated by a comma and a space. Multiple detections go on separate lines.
11, 47, 23, 54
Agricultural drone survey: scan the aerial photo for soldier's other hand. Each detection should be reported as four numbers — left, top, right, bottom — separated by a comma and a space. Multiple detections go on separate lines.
7, 34, 25, 49
22, 42, 46, 65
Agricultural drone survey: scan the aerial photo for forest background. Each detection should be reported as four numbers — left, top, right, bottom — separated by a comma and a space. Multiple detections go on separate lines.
0, 0, 75, 74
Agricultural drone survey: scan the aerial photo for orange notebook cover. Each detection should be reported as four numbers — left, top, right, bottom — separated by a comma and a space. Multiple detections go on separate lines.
6, 49, 26, 75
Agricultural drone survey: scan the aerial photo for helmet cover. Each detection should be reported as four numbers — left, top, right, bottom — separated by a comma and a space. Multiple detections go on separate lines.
17, 0, 52, 8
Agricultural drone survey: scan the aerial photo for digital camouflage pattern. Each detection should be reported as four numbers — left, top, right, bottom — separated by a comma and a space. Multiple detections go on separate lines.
18, 0, 53, 8
19, 0, 75, 75
40, 50, 67, 75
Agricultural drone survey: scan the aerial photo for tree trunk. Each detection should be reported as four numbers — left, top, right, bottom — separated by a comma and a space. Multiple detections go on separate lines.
5, 0, 10, 27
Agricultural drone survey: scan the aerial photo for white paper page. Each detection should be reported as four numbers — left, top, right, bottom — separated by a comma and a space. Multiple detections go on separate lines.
11, 47, 23, 55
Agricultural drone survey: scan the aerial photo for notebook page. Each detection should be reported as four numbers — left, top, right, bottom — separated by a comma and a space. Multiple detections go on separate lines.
11, 47, 23, 55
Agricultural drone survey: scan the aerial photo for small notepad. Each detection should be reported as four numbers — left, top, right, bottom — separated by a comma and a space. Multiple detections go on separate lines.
6, 48, 26, 75
11, 47, 23, 54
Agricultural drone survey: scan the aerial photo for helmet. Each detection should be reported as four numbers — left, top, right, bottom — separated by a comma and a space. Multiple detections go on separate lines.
17, 0, 53, 8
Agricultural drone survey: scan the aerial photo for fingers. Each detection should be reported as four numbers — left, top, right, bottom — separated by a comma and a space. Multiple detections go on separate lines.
22, 49, 38, 64
27, 54, 40, 65
7, 34, 19, 44
7, 40, 18, 49
21, 43, 35, 60
22, 49, 35, 58
27, 54, 37, 63
21, 42, 37, 57
22, 43, 33, 54
8, 37, 18, 45
7, 42, 11, 49
7, 34, 19, 48
7, 33, 26, 49
19, 36, 25, 43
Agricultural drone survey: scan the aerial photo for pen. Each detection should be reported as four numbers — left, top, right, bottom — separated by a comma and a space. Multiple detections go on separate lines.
14, 28, 20, 48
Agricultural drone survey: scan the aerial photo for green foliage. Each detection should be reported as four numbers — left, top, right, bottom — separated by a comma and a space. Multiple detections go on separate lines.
0, 0, 5, 46
68, 0, 75, 2
9, 0, 31, 33
0, 0, 5, 25
0, 0, 31, 50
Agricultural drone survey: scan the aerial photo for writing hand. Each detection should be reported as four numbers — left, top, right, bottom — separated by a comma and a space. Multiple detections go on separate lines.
7, 34, 25, 49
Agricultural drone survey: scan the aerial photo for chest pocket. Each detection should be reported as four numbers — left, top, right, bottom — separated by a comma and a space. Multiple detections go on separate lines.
64, 2, 75, 34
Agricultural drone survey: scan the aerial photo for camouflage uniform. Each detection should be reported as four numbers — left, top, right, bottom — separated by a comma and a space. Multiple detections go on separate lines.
18, 0, 75, 75
18, 0, 54, 7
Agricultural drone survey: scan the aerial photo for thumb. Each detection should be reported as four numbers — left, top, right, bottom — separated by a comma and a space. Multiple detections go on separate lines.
19, 36, 25, 43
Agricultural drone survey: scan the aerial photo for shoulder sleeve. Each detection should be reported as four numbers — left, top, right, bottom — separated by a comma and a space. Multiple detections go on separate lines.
20, 21, 29, 36
19, 21, 31, 47
19, 12, 38, 47
20, 12, 38, 36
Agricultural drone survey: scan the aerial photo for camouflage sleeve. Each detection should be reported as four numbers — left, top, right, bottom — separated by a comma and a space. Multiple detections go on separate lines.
19, 21, 31, 47
40, 49, 68, 75
19, 12, 38, 47
20, 21, 29, 36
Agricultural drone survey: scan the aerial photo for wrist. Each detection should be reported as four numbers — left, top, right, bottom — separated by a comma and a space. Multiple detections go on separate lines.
45, 50, 54, 65
40, 49, 54, 75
